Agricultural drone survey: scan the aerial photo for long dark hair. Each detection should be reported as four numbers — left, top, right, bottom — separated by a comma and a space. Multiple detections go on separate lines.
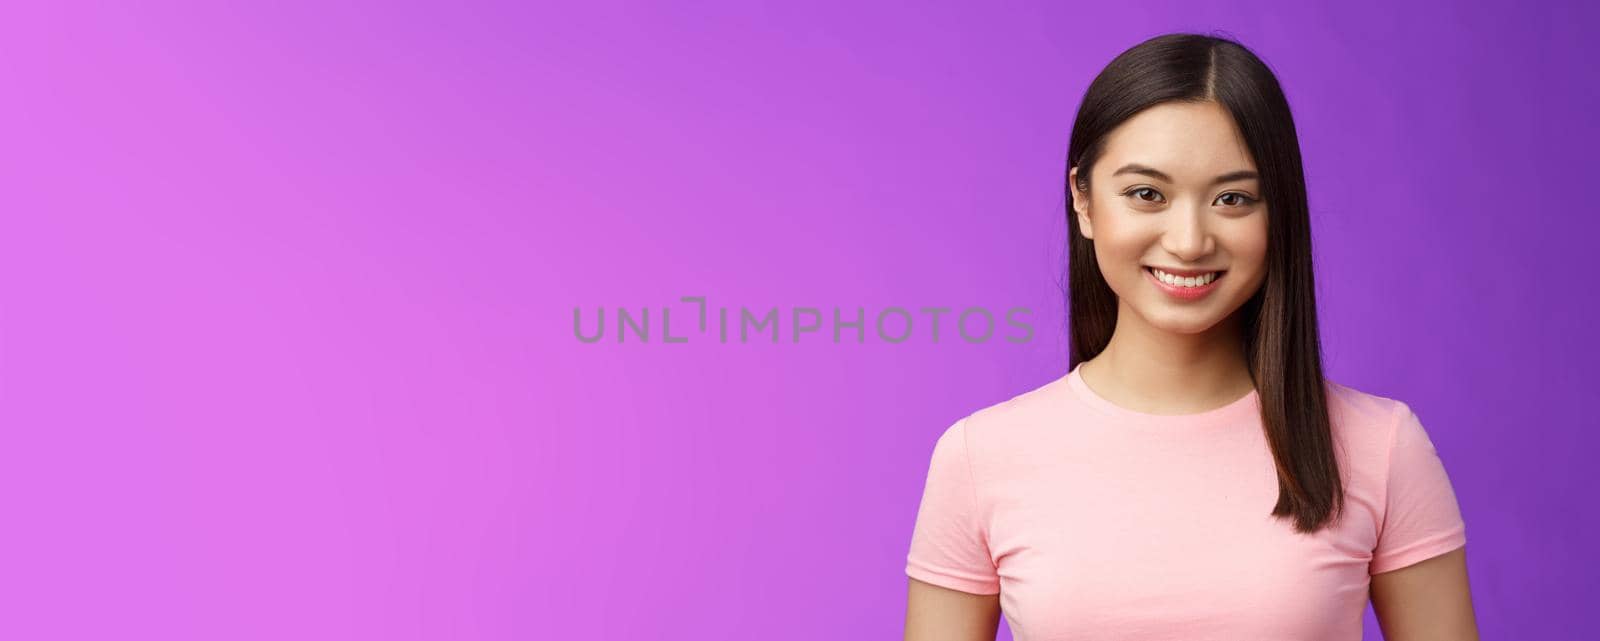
1064, 32, 1342, 534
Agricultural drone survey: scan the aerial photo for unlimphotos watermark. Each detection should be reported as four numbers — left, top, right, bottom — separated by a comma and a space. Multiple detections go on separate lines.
574, 296, 1034, 344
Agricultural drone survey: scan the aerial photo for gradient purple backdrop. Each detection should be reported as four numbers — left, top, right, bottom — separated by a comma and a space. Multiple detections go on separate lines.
2, 1, 1595, 639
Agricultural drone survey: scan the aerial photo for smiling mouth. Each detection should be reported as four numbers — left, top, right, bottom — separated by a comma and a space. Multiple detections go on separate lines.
1143, 266, 1227, 287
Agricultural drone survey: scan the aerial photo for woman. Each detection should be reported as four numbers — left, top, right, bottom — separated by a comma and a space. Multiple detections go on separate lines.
904, 33, 1477, 640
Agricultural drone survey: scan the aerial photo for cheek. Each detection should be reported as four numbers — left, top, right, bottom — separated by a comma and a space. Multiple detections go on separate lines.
1089, 213, 1155, 265
1090, 229, 1150, 286
1234, 218, 1270, 273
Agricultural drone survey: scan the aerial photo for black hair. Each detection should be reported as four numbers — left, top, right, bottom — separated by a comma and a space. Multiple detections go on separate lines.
1065, 32, 1342, 534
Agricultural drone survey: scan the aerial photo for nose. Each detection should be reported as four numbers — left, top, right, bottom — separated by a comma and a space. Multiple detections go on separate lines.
1161, 205, 1215, 261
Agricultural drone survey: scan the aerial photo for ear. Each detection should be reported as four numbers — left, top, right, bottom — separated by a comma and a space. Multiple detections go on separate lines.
1069, 166, 1093, 240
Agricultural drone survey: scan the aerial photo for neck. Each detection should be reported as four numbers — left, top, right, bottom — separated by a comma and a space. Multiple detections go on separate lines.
1081, 302, 1255, 415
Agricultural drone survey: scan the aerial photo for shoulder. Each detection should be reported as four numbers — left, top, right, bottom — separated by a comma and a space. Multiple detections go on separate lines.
961, 373, 1071, 433
1323, 378, 1421, 482
1324, 377, 1401, 431
940, 373, 1077, 467
1327, 377, 1414, 430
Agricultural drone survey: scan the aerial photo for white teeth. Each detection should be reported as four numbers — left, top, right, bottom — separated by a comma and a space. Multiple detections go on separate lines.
1150, 268, 1219, 287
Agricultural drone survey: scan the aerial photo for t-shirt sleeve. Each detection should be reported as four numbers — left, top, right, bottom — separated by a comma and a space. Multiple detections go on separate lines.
905, 417, 1001, 595
1369, 402, 1468, 575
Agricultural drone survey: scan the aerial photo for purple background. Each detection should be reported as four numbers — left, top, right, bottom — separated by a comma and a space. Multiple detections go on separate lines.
2, 2, 1595, 639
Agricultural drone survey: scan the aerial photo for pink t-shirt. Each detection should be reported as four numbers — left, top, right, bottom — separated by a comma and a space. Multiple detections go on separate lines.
906, 363, 1467, 640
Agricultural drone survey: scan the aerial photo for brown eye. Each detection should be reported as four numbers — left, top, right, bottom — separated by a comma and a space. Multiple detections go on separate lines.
1124, 187, 1164, 203
1216, 192, 1258, 207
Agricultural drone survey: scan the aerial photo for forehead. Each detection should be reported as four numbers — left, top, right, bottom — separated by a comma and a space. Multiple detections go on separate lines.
1097, 101, 1257, 180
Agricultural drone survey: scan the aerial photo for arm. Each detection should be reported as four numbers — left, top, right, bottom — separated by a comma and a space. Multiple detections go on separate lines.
1370, 545, 1479, 641
905, 577, 1001, 641
905, 418, 1003, 640
1369, 402, 1477, 639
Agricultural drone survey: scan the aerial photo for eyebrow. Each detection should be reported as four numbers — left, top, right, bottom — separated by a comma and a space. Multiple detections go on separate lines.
1110, 163, 1259, 187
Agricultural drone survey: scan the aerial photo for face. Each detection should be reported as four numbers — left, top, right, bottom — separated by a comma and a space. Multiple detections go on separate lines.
1070, 100, 1268, 337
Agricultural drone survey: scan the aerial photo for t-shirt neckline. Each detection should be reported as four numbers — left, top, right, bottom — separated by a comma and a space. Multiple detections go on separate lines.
1064, 362, 1261, 429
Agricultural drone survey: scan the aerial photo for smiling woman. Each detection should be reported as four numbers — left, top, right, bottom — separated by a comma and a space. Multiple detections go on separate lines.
1072, 100, 1269, 334
904, 32, 1478, 641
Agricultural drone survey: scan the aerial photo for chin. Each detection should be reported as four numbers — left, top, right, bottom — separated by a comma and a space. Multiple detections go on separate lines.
1154, 319, 1223, 336
1136, 305, 1231, 336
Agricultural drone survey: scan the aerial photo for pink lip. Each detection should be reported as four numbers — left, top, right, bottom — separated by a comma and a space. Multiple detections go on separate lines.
1144, 266, 1224, 301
